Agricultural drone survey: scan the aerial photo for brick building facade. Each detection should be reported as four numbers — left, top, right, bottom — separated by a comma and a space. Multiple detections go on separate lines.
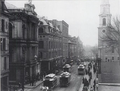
38, 18, 63, 75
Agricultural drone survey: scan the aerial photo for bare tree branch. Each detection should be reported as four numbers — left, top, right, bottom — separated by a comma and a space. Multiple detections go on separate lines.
99, 16, 120, 57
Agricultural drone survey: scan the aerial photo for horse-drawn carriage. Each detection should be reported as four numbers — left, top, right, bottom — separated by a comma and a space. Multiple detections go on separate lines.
59, 72, 71, 87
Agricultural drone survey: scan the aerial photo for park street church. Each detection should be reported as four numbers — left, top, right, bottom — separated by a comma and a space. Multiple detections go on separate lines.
98, 0, 120, 83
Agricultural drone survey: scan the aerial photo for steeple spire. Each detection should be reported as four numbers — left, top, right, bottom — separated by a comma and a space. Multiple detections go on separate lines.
102, 0, 109, 5
100, 0, 110, 14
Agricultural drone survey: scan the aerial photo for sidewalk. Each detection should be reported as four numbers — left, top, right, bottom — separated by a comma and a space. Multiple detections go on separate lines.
79, 63, 97, 91
88, 66, 97, 91
98, 83, 120, 91
25, 80, 43, 89
18, 80, 43, 91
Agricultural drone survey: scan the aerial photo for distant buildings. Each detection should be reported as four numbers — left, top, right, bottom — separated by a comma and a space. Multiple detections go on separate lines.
38, 19, 63, 75
0, 0, 83, 90
57, 20, 69, 62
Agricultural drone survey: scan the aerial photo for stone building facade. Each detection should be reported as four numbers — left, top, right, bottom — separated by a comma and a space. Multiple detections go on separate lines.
6, 1, 39, 89
0, 0, 9, 91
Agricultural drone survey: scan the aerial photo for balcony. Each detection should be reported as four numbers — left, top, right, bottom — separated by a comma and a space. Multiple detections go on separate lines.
0, 32, 9, 36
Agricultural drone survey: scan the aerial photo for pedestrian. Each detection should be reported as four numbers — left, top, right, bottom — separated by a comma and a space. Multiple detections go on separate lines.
90, 86, 93, 91
83, 77, 89, 87
32, 74, 35, 86
88, 71, 92, 83
18, 82, 21, 87
95, 78, 99, 91
30, 78, 32, 86
93, 79, 96, 91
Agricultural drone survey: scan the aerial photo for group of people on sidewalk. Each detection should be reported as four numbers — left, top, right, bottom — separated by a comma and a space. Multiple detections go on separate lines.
82, 62, 98, 91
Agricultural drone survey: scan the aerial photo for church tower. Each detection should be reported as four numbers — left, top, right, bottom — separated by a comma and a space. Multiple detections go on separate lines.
98, 0, 112, 59
98, 0, 120, 83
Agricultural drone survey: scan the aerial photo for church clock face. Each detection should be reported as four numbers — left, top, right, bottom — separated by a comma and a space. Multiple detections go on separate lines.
102, 30, 105, 33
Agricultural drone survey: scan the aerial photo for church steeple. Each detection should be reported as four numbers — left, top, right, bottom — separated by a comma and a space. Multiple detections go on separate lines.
99, 0, 111, 27
100, 0, 110, 15
98, 0, 112, 47
102, 0, 109, 5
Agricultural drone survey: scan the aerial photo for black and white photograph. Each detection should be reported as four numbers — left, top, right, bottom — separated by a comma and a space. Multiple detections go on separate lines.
0, 0, 120, 91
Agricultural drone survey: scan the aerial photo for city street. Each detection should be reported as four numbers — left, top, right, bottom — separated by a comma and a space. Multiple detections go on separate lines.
2, 0, 120, 91
31, 64, 84, 91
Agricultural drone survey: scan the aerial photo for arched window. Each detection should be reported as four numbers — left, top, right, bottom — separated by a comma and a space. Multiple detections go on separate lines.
103, 18, 106, 26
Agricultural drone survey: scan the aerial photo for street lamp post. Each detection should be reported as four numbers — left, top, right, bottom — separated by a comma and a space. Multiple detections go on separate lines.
34, 55, 37, 85
21, 67, 24, 91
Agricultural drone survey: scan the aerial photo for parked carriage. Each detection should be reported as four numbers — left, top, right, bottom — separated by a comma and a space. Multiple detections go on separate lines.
59, 72, 71, 87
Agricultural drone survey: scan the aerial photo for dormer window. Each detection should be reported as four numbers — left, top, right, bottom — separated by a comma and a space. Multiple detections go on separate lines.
40, 22, 43, 25
39, 27, 44, 34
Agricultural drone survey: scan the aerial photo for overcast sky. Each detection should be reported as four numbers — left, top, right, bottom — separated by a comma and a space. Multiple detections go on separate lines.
6, 0, 120, 46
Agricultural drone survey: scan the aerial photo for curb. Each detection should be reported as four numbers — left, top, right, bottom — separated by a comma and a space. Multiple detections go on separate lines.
24, 81, 43, 89
99, 83, 120, 86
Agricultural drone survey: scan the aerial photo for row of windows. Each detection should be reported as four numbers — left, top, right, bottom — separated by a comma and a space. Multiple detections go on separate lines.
9, 22, 37, 40
1, 19, 8, 32
4, 57, 7, 70
105, 57, 119, 61
39, 41, 62, 49
1, 57, 7, 71
38, 25, 61, 34
49, 41, 62, 49
0, 38, 8, 51
39, 51, 62, 59
10, 46, 37, 63
39, 35, 45, 38
3, 57, 7, 70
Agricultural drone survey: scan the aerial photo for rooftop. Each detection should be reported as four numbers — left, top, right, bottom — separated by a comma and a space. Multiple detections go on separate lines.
5, 2, 18, 9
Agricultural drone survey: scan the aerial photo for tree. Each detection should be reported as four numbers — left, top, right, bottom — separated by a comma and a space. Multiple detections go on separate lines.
100, 16, 120, 60
77, 37, 85, 59
91, 45, 98, 59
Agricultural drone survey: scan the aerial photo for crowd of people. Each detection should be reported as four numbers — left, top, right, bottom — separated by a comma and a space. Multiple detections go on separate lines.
82, 61, 98, 91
